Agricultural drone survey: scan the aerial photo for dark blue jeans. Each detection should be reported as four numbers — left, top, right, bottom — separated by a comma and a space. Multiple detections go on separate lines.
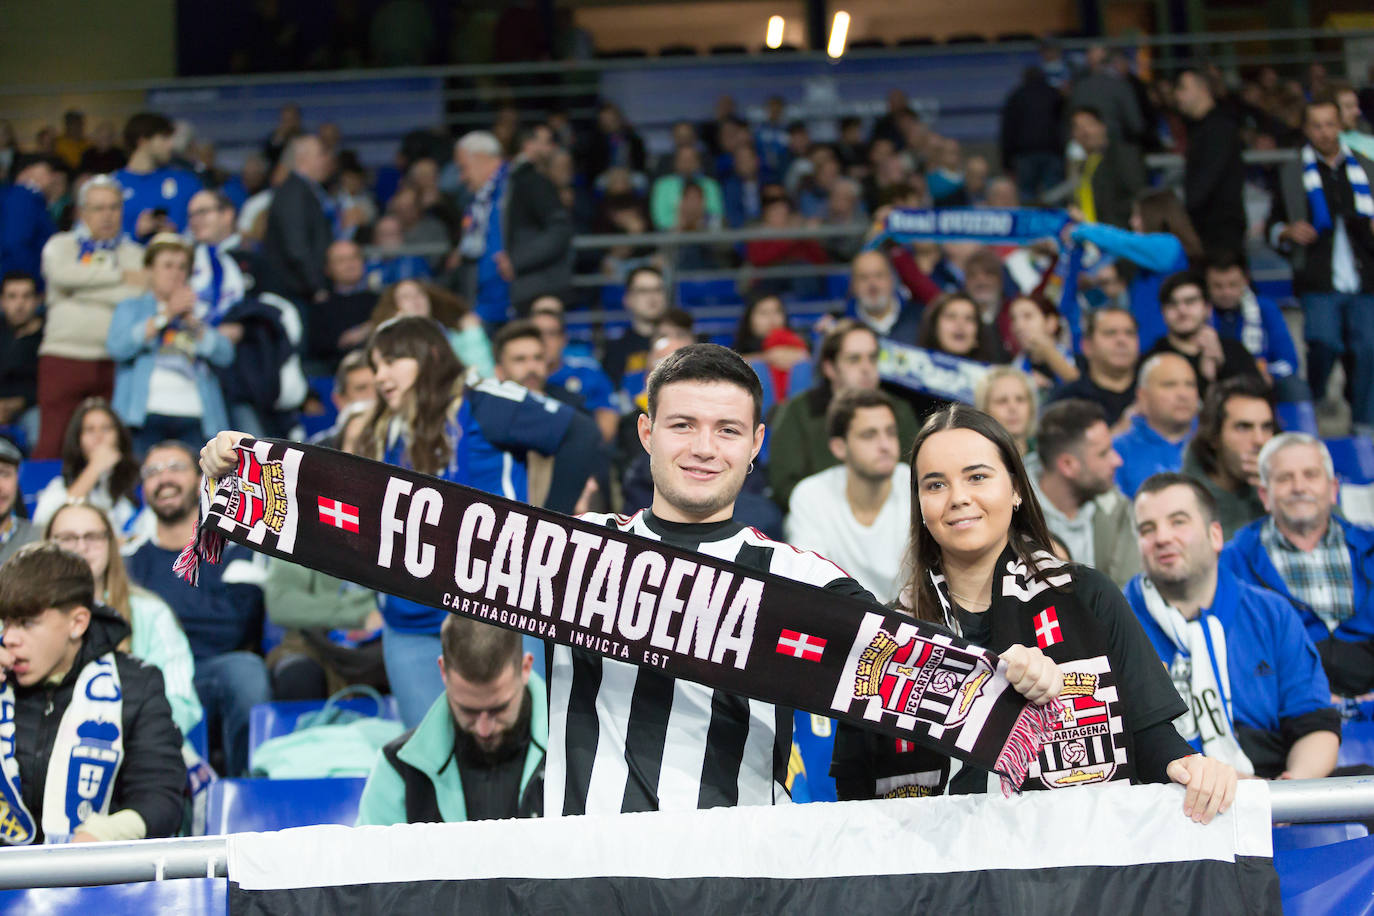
1013, 152, 1065, 203
193, 651, 271, 777
1302, 292, 1374, 430
133, 413, 205, 458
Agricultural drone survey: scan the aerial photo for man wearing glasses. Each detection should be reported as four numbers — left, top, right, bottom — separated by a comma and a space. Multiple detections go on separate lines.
356, 613, 547, 824
124, 441, 270, 777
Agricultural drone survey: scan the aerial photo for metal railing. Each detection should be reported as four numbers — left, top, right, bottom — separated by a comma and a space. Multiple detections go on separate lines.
0, 775, 1370, 891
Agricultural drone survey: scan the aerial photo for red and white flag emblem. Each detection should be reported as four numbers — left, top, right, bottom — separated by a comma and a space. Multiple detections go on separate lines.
776, 629, 826, 662
1034, 607, 1063, 649
317, 496, 360, 533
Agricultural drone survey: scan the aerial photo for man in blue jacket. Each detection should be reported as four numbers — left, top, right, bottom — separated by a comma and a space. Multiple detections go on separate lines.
1204, 252, 1305, 402
1221, 432, 1374, 697
356, 614, 546, 825
1113, 352, 1199, 496
0, 156, 57, 283
1128, 472, 1340, 779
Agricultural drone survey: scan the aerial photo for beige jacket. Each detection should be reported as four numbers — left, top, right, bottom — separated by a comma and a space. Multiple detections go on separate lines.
39, 232, 145, 361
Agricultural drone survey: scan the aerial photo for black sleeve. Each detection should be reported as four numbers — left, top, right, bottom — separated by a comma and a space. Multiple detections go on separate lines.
1075, 566, 1188, 731
1279, 707, 1342, 747
508, 172, 572, 274
1132, 719, 1196, 784
820, 576, 880, 605
112, 663, 187, 839
542, 411, 602, 514
1316, 637, 1374, 696
1219, 339, 1263, 383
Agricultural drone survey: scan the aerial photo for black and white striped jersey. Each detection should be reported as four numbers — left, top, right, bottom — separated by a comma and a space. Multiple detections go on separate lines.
545, 510, 874, 817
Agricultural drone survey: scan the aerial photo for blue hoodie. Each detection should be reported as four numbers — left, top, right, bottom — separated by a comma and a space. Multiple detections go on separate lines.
1124, 569, 1333, 742
1220, 515, 1374, 645
1113, 413, 1194, 497
1211, 293, 1299, 381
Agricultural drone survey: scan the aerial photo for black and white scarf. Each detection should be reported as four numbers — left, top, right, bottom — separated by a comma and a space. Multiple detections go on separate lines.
0, 655, 124, 845
176, 439, 1062, 791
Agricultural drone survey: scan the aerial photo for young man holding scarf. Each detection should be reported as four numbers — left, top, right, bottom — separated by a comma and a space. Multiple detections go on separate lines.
1268, 96, 1374, 436
0, 542, 184, 845
1126, 473, 1339, 780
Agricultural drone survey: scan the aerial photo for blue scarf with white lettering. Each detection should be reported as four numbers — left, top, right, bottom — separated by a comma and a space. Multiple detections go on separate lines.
865, 207, 1071, 249
1302, 144, 1374, 234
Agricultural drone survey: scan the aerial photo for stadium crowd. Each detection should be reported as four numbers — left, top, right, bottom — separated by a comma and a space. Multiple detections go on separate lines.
2, 39, 1374, 843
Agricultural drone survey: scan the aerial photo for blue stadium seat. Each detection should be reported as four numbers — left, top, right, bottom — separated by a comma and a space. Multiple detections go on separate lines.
1272, 822, 1369, 851
302, 375, 339, 438
249, 695, 401, 771
1326, 436, 1374, 485
1276, 401, 1319, 436
1338, 718, 1374, 768
748, 360, 779, 416
0, 879, 226, 915
18, 458, 61, 517
0, 424, 28, 455
203, 777, 366, 833
677, 279, 737, 308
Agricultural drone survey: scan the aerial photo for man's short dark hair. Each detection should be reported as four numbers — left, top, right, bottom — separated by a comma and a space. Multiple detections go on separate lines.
0, 542, 95, 623
1159, 270, 1205, 307
1037, 399, 1108, 466
205, 189, 236, 214
646, 343, 764, 426
660, 308, 693, 334
1188, 375, 1277, 477
827, 388, 896, 440
123, 112, 174, 151
626, 266, 663, 291
144, 439, 197, 465
1136, 471, 1219, 525
333, 349, 371, 395
1304, 96, 1341, 124
1, 271, 37, 294
493, 319, 544, 361
1203, 250, 1249, 277
818, 318, 877, 371
1071, 105, 1106, 124
1084, 304, 1137, 337
440, 615, 522, 684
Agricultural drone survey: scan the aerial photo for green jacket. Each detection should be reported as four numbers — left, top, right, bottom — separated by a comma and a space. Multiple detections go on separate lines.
263, 558, 377, 629
355, 673, 547, 826
767, 385, 920, 509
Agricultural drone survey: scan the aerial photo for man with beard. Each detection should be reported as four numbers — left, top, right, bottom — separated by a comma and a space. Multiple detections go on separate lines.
846, 251, 921, 345
1223, 433, 1374, 697
1127, 473, 1339, 779
1144, 271, 1262, 398
125, 441, 269, 776
356, 615, 547, 823
1046, 305, 1140, 433
1182, 377, 1277, 540
1029, 398, 1141, 586
784, 389, 910, 601
1113, 353, 1201, 498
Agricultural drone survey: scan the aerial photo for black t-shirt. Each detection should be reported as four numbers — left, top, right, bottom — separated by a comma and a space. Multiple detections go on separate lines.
830, 565, 1189, 798
1143, 335, 1262, 398
0, 318, 42, 405
1046, 374, 1136, 425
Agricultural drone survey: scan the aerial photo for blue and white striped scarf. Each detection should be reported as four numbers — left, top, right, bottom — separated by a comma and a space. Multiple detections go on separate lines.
1302, 143, 1374, 233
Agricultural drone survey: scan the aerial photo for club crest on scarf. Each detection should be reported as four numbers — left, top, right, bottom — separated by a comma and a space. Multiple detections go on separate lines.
853, 628, 992, 727
227, 449, 289, 535
0, 696, 35, 845
1032, 658, 1126, 789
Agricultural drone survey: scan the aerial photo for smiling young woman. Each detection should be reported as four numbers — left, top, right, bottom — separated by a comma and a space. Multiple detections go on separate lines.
830, 403, 1239, 823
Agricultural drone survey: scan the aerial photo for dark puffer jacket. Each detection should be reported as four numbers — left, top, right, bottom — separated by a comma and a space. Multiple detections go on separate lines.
7, 603, 185, 844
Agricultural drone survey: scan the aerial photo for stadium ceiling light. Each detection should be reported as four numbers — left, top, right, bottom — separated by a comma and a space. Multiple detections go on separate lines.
827, 11, 850, 59
766, 15, 785, 49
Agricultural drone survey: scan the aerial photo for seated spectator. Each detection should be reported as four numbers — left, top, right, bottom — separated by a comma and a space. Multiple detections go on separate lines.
1204, 252, 1303, 400
1222, 434, 1374, 697
383, 185, 449, 265
768, 320, 919, 509
106, 234, 234, 454
32, 399, 143, 537
334, 152, 378, 236
722, 144, 763, 229
1114, 353, 1199, 497
1144, 271, 1262, 398
743, 188, 829, 298
925, 138, 967, 205
528, 300, 618, 442
974, 366, 1037, 457
672, 182, 727, 270
755, 96, 791, 184
1070, 105, 1145, 229
1047, 305, 1140, 431
1182, 377, 1277, 540
785, 389, 910, 601
732, 292, 809, 389
314, 240, 380, 370
0, 543, 184, 844
187, 190, 253, 328
917, 292, 998, 363
364, 216, 432, 289
356, 615, 546, 825
1127, 474, 1339, 779
584, 102, 647, 182
369, 279, 494, 379
0, 272, 43, 447
1008, 293, 1080, 390
962, 247, 1018, 357
1029, 399, 1141, 587
0, 438, 38, 566
601, 266, 667, 390
308, 350, 376, 449
45, 502, 201, 736
221, 153, 268, 213
125, 442, 270, 777
797, 145, 844, 218
650, 146, 723, 231
77, 121, 127, 176
115, 112, 203, 240
36, 175, 146, 459
822, 177, 867, 262
407, 156, 461, 242
0, 155, 57, 281
847, 250, 921, 344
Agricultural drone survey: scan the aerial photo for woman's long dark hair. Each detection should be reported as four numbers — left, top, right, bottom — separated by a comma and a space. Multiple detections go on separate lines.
60, 399, 139, 504
900, 403, 1061, 624
916, 292, 997, 363
732, 291, 785, 354
370, 279, 473, 330
356, 316, 465, 477
1135, 189, 1205, 262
